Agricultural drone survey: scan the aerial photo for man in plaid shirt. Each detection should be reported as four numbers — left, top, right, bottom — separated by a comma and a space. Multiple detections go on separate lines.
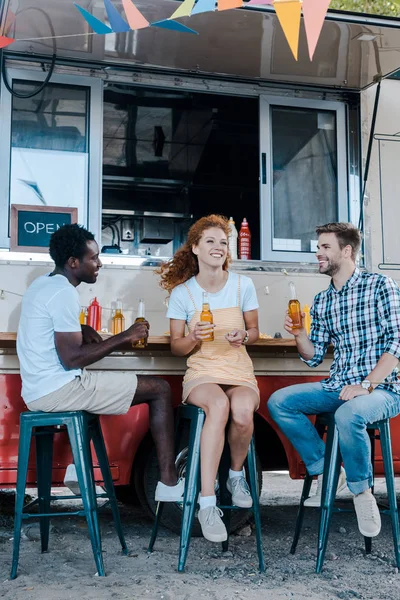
269, 223, 400, 538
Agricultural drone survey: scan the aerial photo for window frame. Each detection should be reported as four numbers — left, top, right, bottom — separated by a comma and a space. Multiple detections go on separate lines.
259, 94, 349, 262
0, 68, 103, 249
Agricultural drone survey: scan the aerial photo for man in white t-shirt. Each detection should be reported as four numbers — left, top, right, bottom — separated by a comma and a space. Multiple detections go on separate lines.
17, 224, 183, 502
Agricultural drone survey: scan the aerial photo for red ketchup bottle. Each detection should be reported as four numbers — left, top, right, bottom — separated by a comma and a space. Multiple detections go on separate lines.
239, 218, 251, 260
87, 297, 102, 331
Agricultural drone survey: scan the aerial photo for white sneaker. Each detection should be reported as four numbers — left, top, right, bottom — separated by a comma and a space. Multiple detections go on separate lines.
155, 478, 185, 502
226, 476, 253, 508
353, 489, 381, 537
198, 506, 228, 542
304, 466, 347, 507
63, 464, 105, 496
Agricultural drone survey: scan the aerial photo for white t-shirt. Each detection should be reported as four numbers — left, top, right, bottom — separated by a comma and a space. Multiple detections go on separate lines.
167, 272, 259, 324
17, 274, 82, 404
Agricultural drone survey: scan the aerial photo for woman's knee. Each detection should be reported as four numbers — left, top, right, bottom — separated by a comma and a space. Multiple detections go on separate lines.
231, 406, 254, 430
206, 396, 230, 423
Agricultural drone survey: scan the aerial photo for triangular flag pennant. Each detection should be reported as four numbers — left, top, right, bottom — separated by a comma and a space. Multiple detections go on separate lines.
74, 4, 113, 34
170, 0, 196, 19
121, 0, 149, 29
218, 0, 242, 10
104, 0, 130, 32
273, 0, 301, 61
191, 0, 216, 16
247, 0, 274, 4
0, 36, 15, 49
302, 0, 331, 61
151, 19, 198, 34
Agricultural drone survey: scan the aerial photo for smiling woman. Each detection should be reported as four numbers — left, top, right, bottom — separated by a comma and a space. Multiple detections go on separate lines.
157, 214, 261, 544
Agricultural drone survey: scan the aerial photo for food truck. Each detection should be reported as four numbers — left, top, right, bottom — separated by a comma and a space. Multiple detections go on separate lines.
1, 0, 400, 533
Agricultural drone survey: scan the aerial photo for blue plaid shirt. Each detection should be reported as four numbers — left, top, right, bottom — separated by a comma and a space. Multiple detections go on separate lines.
302, 268, 400, 395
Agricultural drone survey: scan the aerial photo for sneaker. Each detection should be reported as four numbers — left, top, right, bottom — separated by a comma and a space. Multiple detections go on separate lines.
155, 478, 185, 502
226, 476, 253, 508
198, 506, 228, 542
353, 489, 381, 537
63, 464, 105, 496
304, 466, 347, 507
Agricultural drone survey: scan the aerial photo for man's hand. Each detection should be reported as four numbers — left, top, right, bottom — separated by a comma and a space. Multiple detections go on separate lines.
123, 321, 150, 344
284, 311, 306, 337
81, 324, 102, 345
339, 384, 370, 401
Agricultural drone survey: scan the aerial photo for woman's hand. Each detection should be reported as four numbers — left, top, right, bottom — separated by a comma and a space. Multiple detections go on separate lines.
190, 321, 215, 342
225, 329, 246, 348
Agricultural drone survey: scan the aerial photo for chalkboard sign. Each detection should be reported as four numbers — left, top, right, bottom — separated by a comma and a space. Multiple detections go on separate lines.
10, 204, 78, 252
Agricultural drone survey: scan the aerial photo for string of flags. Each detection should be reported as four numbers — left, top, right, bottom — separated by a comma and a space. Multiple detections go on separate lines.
0, 0, 332, 61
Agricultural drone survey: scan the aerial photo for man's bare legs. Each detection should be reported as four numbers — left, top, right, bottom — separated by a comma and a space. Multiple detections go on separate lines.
133, 376, 177, 486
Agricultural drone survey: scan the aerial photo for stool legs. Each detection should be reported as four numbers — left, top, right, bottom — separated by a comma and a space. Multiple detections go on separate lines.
90, 416, 128, 555
378, 420, 400, 569
316, 424, 341, 574
247, 437, 265, 572
10, 419, 33, 580
178, 410, 205, 572
67, 416, 105, 577
35, 428, 54, 553
218, 439, 232, 553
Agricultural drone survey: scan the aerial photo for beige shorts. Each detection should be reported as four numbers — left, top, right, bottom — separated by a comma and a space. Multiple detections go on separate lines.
27, 369, 137, 415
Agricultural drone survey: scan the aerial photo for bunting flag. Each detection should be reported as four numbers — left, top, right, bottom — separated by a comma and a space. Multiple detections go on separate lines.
273, 0, 302, 61
151, 20, 198, 34
170, 0, 196, 19
302, 0, 331, 60
104, 0, 130, 32
191, 0, 216, 16
74, 4, 113, 35
121, 0, 149, 29
218, 0, 242, 10
0, 35, 15, 48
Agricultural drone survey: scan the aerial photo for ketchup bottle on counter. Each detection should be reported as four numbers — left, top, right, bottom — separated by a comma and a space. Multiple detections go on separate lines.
239, 218, 251, 260
87, 297, 102, 331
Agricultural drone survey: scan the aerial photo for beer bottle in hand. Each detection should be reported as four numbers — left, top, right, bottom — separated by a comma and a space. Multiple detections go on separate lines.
133, 299, 147, 348
200, 292, 214, 341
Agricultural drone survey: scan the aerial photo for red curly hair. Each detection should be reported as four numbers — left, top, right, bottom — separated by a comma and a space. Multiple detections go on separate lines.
157, 215, 231, 292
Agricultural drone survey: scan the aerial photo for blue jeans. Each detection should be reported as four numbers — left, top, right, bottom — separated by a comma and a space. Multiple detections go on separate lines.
268, 382, 400, 495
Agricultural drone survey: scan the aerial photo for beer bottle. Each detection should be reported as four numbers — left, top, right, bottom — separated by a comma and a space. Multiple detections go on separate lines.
133, 299, 147, 348
288, 282, 302, 330
112, 300, 125, 335
200, 292, 214, 342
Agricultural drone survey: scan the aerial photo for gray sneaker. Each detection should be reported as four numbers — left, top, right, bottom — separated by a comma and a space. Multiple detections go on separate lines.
198, 506, 228, 542
226, 476, 253, 508
304, 467, 347, 507
353, 490, 381, 537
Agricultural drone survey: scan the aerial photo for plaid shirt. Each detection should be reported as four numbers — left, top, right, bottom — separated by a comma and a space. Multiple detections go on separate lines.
302, 268, 400, 395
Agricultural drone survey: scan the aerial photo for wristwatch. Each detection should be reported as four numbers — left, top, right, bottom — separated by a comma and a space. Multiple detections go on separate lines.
242, 330, 249, 344
361, 379, 374, 394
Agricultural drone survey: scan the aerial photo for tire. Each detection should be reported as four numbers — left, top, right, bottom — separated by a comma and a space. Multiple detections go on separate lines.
137, 427, 263, 536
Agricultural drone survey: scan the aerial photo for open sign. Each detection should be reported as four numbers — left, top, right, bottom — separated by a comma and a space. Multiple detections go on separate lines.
10, 205, 78, 252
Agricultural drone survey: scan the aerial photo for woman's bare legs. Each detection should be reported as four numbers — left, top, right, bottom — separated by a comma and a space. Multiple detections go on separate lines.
186, 383, 230, 497
225, 386, 259, 471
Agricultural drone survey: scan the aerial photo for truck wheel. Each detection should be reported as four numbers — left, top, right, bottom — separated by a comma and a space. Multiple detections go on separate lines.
140, 433, 263, 537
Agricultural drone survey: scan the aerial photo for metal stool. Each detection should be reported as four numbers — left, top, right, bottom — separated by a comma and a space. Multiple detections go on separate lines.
148, 404, 265, 573
11, 411, 128, 579
291, 413, 400, 573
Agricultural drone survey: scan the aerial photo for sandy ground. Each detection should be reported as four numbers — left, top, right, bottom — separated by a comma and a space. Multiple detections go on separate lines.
1, 473, 400, 600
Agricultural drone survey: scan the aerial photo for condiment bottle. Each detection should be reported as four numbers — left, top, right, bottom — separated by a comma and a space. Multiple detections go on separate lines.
79, 307, 86, 325
87, 297, 102, 331
200, 291, 214, 342
228, 216, 238, 260
133, 299, 147, 348
239, 217, 251, 260
303, 304, 311, 335
288, 283, 302, 330
112, 300, 125, 335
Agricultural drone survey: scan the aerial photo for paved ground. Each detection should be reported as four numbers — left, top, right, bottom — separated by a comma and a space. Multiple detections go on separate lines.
1, 473, 400, 600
